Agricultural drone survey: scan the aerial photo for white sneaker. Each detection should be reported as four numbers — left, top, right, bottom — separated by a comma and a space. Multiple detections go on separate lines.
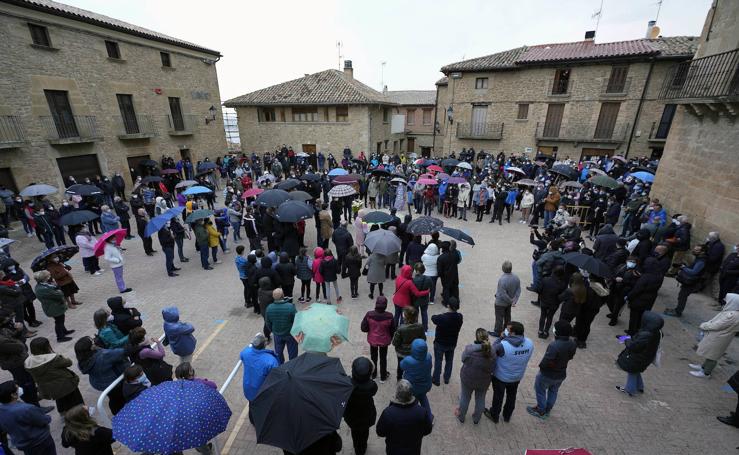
429, 301, 435, 305
98, 268, 104, 273
688, 363, 702, 370
94, 271, 102, 276
689, 370, 710, 378
27, 232, 34, 237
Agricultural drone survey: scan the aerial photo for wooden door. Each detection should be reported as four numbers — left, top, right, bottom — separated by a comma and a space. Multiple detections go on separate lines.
302, 144, 317, 168
471, 106, 487, 136
56, 154, 101, 181
44, 90, 78, 138
117, 94, 139, 134
543, 104, 564, 137
594, 102, 620, 139
168, 97, 185, 131
407, 138, 415, 154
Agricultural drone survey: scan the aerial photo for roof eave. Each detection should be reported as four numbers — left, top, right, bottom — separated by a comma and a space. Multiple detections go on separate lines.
224, 101, 397, 108
6, 0, 222, 56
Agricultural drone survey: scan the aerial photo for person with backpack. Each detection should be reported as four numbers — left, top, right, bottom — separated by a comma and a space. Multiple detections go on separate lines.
162, 307, 197, 364
361, 296, 396, 382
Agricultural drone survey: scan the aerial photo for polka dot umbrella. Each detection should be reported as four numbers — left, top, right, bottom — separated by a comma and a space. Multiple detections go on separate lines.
112, 380, 232, 453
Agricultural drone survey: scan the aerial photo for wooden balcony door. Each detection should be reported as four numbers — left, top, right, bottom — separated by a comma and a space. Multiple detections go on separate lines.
302, 144, 317, 168
44, 90, 78, 138
168, 97, 185, 131
117, 94, 139, 134
543, 103, 564, 137
594, 102, 620, 139
471, 105, 487, 136
655, 104, 676, 139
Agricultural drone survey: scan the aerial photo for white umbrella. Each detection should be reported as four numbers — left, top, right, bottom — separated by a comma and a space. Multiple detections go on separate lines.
456, 162, 473, 170
506, 166, 526, 175
296, 152, 309, 157
327, 185, 356, 197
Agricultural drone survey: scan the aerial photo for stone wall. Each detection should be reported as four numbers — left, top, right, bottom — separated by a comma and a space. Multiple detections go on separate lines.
0, 4, 226, 191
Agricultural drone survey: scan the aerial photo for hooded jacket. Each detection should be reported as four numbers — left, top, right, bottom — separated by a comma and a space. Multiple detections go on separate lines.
239, 344, 279, 401
436, 248, 460, 286
493, 334, 534, 383
254, 257, 280, 289
319, 254, 339, 282
98, 323, 128, 349
34, 282, 66, 318
311, 247, 325, 284
344, 357, 378, 429
538, 323, 577, 380
361, 296, 396, 347
24, 353, 80, 400
162, 307, 196, 356
627, 257, 663, 310
460, 342, 496, 390
400, 339, 432, 397
107, 297, 142, 335
258, 277, 275, 316
593, 224, 619, 260
375, 398, 433, 455
696, 293, 739, 360
78, 348, 128, 391
421, 244, 439, 277
393, 265, 430, 309
274, 253, 296, 290
392, 321, 426, 358
617, 311, 663, 373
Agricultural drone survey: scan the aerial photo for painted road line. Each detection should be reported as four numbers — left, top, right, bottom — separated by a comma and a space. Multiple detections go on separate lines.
192, 320, 228, 361
222, 403, 250, 454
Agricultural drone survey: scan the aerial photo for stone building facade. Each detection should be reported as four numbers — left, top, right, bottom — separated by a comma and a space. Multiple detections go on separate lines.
650, 0, 739, 249
0, 0, 226, 192
433, 35, 699, 161
384, 90, 436, 157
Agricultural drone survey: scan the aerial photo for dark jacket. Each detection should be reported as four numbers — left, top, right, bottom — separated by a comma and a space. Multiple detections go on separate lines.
122, 381, 147, 403
34, 282, 66, 318
258, 277, 275, 316
627, 258, 663, 310
593, 224, 619, 260
460, 343, 495, 390
436, 250, 460, 286
24, 353, 80, 400
705, 239, 726, 274
539, 275, 567, 310
0, 326, 28, 370
157, 226, 175, 248
0, 401, 52, 450
538, 336, 577, 380
294, 255, 312, 282
78, 348, 128, 391
107, 297, 142, 335
126, 343, 172, 386
411, 274, 432, 308
633, 229, 653, 264
162, 307, 196, 357
604, 247, 629, 271
331, 226, 354, 255
344, 357, 378, 429
319, 256, 339, 282
617, 311, 663, 373
400, 339, 432, 397
672, 222, 692, 251
275, 253, 296, 290
265, 299, 296, 336
392, 323, 426, 358
405, 241, 425, 266
61, 425, 115, 455
431, 311, 463, 347
343, 253, 362, 279
376, 400, 433, 455
255, 257, 281, 289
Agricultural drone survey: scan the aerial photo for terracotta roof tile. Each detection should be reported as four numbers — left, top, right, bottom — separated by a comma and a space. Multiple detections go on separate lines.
441, 46, 528, 72
384, 90, 436, 105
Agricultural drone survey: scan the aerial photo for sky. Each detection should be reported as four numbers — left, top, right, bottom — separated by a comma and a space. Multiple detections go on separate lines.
61, 0, 712, 101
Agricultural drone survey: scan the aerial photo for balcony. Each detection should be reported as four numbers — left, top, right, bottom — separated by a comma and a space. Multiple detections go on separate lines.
166, 114, 198, 136
0, 116, 28, 149
456, 122, 504, 140
601, 77, 632, 97
659, 49, 739, 116
40, 115, 103, 144
535, 122, 630, 144
115, 114, 157, 140
648, 121, 669, 143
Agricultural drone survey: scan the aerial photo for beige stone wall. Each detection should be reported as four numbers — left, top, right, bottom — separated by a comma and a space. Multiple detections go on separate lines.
0, 5, 226, 190
694, 0, 739, 59
433, 60, 685, 160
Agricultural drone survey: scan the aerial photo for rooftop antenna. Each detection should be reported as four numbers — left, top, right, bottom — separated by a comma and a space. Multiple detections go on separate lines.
336, 41, 343, 70
592, 0, 604, 34
654, 0, 663, 22
380, 61, 386, 90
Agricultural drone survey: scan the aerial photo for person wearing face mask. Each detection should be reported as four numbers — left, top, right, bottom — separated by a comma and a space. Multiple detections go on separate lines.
113, 196, 133, 240
542, 186, 560, 228
157, 221, 179, 277
703, 232, 725, 301
121, 364, 150, 403
526, 320, 576, 419
665, 244, 708, 318
718, 244, 739, 305
44, 204, 66, 247
0, 380, 55, 454
33, 206, 55, 249
608, 256, 640, 326
3, 262, 41, 328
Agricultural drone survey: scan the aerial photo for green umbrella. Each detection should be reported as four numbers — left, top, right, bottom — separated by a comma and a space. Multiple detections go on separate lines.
185, 209, 214, 223
290, 303, 349, 353
588, 174, 619, 189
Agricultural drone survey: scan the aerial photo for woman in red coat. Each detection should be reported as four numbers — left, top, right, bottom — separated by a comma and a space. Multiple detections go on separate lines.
392, 265, 429, 327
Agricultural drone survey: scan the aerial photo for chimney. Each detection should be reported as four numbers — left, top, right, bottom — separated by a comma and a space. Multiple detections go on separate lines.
645, 20, 660, 39
584, 30, 595, 42
383, 85, 387, 94
343, 60, 353, 79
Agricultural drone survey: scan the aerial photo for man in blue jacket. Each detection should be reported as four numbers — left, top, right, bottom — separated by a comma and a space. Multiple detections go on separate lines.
0, 380, 55, 454
240, 333, 278, 409
484, 321, 534, 423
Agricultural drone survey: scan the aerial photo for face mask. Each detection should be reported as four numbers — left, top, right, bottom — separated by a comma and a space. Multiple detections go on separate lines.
16, 386, 23, 398
673, 220, 681, 226
135, 374, 151, 388
734, 246, 738, 253
62, 202, 69, 206
503, 328, 510, 337
579, 269, 590, 278
626, 261, 636, 269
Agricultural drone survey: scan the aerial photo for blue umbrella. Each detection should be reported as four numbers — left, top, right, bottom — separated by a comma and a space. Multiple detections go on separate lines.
631, 171, 654, 183
198, 161, 218, 171
112, 380, 232, 453
327, 168, 348, 176
181, 185, 213, 196
144, 207, 185, 237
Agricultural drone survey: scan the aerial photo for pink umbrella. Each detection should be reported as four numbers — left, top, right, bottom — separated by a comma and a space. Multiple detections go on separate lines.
242, 188, 264, 199
418, 173, 434, 179
417, 178, 438, 185
427, 165, 443, 173
93, 228, 127, 257
414, 158, 425, 165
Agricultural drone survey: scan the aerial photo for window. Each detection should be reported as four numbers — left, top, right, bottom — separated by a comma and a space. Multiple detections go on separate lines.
336, 106, 348, 122
322, 107, 329, 122
517, 103, 529, 120
606, 65, 629, 93
105, 40, 121, 59
384, 140, 388, 150
44, 90, 77, 138
168, 97, 185, 131
116, 94, 139, 134
292, 107, 318, 122
160, 52, 172, 67
551, 69, 571, 95
279, 109, 286, 122
383, 108, 389, 123
475, 77, 489, 89
594, 102, 621, 139
542, 103, 565, 137
422, 109, 432, 125
259, 108, 276, 122
670, 62, 690, 88
28, 23, 51, 47
655, 104, 677, 139
406, 109, 416, 126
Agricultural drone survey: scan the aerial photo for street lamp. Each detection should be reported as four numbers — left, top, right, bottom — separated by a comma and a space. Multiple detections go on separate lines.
205, 105, 217, 124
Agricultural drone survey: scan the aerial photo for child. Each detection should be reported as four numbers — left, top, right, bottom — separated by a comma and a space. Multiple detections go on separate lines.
343, 357, 378, 455
121, 364, 149, 403
162, 307, 197, 363
361, 296, 396, 382
319, 249, 341, 304
103, 236, 131, 293
295, 247, 313, 302
311, 247, 327, 302
174, 362, 217, 389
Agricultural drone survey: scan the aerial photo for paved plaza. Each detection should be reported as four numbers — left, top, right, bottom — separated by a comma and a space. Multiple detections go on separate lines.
2, 209, 737, 455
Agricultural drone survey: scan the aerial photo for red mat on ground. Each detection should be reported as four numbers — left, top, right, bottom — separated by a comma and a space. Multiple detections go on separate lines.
525, 449, 592, 455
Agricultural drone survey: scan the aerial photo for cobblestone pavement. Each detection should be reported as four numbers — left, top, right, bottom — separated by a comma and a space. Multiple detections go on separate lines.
2, 207, 737, 455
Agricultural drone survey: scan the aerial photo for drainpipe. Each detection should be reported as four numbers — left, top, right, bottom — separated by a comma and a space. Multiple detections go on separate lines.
626, 58, 655, 157
432, 85, 440, 155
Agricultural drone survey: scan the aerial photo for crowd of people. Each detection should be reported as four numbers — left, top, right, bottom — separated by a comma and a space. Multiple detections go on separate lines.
0, 144, 737, 454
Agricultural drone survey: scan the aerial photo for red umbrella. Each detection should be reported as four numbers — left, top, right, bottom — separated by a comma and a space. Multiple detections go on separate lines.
416, 178, 438, 185
333, 175, 358, 185
242, 188, 264, 199
93, 228, 127, 257
427, 165, 443, 173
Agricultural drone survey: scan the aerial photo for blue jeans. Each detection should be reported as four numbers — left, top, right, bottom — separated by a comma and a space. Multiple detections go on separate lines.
625, 372, 644, 395
534, 372, 564, 413
531, 260, 539, 289
231, 221, 242, 240
416, 393, 432, 415
544, 210, 555, 227
393, 304, 404, 328
432, 342, 455, 384
428, 275, 439, 303
420, 305, 429, 331
273, 334, 298, 364
163, 246, 175, 274
199, 246, 210, 269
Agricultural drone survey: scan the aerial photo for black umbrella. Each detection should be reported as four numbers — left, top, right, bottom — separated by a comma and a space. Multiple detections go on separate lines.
288, 191, 313, 202
275, 179, 301, 191
369, 168, 392, 177
255, 189, 291, 208
441, 158, 460, 168
407, 216, 444, 235
550, 165, 578, 181
139, 159, 158, 167
59, 210, 98, 226
563, 252, 613, 278
141, 176, 163, 184
31, 245, 79, 272
363, 211, 393, 224
275, 200, 315, 223
65, 184, 102, 196
251, 353, 353, 454
439, 227, 475, 246
198, 162, 217, 171
298, 173, 321, 182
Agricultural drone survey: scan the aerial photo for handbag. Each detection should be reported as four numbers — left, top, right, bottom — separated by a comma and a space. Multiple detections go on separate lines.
361, 264, 369, 276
